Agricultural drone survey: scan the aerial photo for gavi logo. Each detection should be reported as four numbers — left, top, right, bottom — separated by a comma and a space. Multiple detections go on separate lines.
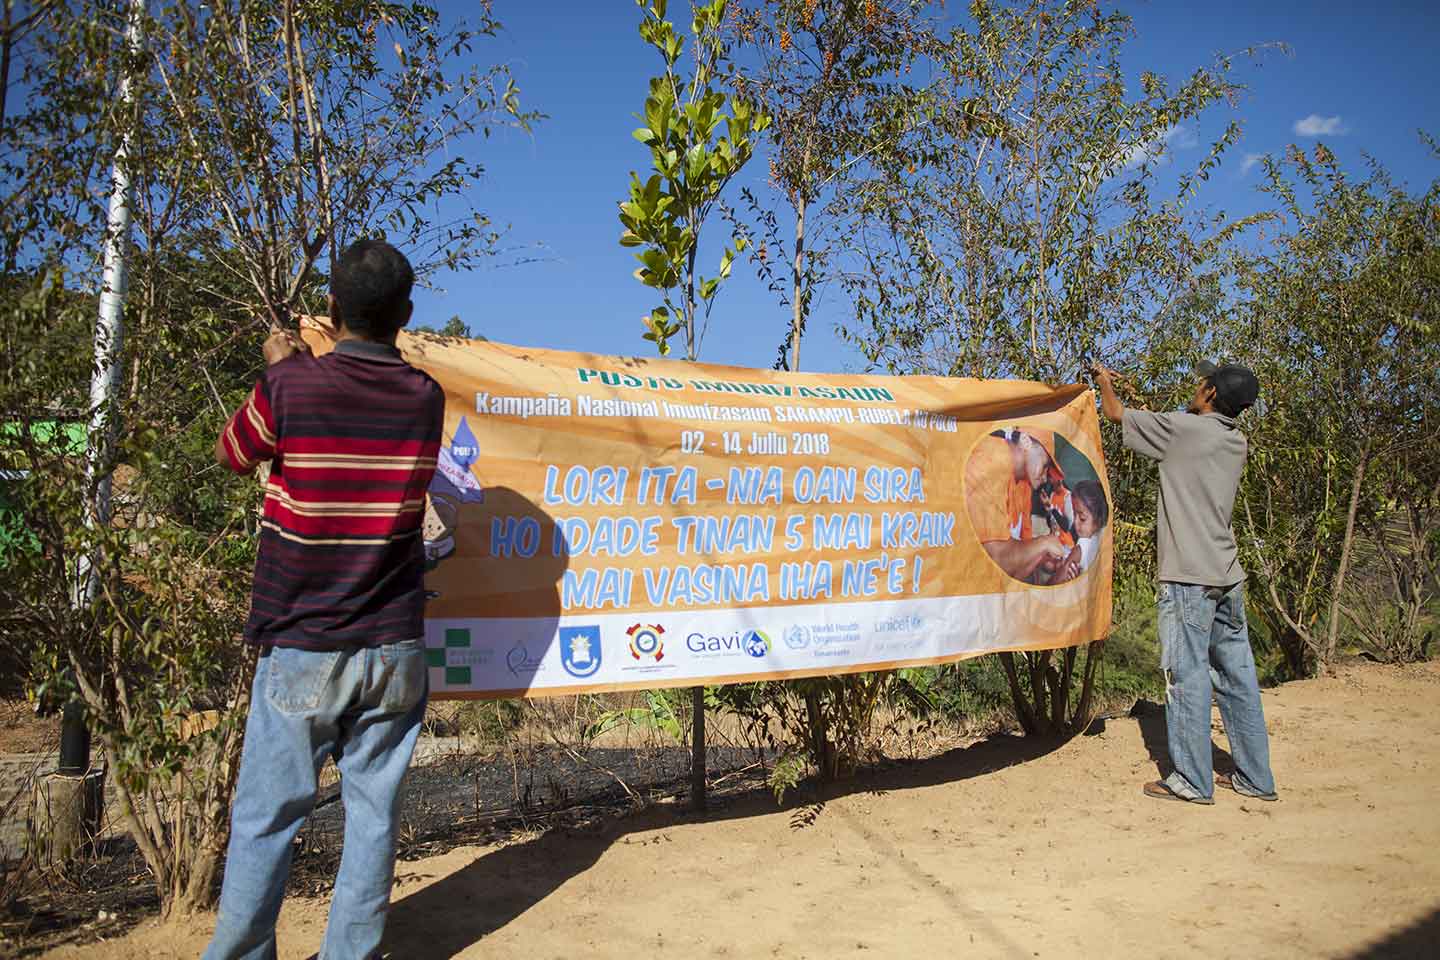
686, 629, 771, 658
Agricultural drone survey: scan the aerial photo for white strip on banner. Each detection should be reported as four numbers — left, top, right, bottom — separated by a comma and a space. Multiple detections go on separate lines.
423, 587, 1091, 698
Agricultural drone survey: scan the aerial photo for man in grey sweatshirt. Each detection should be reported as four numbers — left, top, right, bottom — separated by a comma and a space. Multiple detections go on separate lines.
1092, 360, 1278, 804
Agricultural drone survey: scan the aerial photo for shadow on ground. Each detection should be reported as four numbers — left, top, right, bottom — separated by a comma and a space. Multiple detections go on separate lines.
1130, 697, 1236, 784
1345, 906, 1440, 960
364, 731, 1068, 959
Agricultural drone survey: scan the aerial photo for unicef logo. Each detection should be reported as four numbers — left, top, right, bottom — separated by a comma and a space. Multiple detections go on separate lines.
783, 625, 810, 651
743, 630, 771, 658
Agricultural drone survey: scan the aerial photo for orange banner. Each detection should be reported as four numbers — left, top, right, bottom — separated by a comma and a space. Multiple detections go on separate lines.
303, 324, 1112, 699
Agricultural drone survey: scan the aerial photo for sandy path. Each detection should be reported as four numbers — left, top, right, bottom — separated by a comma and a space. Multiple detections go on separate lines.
43, 662, 1440, 959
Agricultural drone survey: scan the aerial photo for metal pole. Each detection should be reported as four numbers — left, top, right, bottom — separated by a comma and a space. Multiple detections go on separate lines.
690, 686, 706, 811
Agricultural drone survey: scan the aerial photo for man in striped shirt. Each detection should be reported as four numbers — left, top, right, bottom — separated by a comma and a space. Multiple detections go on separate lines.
206, 240, 445, 960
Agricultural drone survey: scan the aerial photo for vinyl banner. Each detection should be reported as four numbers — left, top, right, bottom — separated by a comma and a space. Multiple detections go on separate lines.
306, 326, 1112, 699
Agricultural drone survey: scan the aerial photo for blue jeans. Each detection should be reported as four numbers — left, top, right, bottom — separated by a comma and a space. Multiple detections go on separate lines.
205, 640, 429, 960
1157, 582, 1276, 801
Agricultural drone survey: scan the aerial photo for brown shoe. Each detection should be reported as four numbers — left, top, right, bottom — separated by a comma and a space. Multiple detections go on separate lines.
1215, 772, 1279, 801
1143, 780, 1214, 805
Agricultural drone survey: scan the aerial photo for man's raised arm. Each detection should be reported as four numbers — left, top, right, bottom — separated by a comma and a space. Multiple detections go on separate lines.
1090, 363, 1125, 424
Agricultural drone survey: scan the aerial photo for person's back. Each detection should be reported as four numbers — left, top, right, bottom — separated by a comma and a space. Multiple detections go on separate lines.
1093, 360, 1277, 807
1123, 408, 1247, 587
206, 240, 445, 960
247, 341, 442, 647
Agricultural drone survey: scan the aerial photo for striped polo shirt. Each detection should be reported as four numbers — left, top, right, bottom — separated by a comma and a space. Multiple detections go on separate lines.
221, 339, 445, 649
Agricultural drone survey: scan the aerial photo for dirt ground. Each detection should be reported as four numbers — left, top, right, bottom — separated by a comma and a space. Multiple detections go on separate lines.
35, 661, 1440, 960
0, 702, 52, 757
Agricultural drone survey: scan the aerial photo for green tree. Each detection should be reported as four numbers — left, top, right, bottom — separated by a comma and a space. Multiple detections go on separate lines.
619, 0, 770, 360
619, 0, 770, 810
728, 0, 934, 370
1349, 443, 1440, 664
143, 0, 536, 328
1235, 143, 1440, 674
711, 0, 937, 788
839, 0, 1268, 383
415, 315, 478, 339
831, 0, 1274, 732
1, 0, 535, 915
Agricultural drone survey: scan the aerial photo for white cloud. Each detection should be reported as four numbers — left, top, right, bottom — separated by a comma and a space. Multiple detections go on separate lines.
1121, 124, 1198, 171
1293, 114, 1348, 137
1241, 152, 1265, 175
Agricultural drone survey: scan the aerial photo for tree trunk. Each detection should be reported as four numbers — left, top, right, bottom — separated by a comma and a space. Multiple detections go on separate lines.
1070, 640, 1104, 734
684, 243, 698, 363
1280, 625, 1308, 679
803, 689, 838, 781
790, 191, 806, 371
31, 769, 104, 866
1050, 646, 1076, 731
682, 238, 705, 811
998, 652, 1039, 735
79, 0, 144, 606
0, 0, 13, 141
1003, 642, 1106, 737
1324, 444, 1370, 668
1025, 650, 1051, 726
788, 192, 835, 780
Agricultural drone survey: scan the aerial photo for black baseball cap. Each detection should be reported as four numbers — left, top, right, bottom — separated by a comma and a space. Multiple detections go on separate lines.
1195, 360, 1260, 416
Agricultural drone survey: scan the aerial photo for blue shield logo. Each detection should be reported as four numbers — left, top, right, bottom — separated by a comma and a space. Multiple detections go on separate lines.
558, 625, 603, 678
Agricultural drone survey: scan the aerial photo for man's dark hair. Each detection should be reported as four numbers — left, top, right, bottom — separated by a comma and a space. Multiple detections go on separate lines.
1072, 479, 1109, 531
1196, 361, 1260, 418
331, 239, 414, 337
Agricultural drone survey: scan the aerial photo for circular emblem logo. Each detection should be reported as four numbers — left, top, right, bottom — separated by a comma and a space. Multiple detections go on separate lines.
632, 629, 661, 656
626, 623, 665, 662
743, 630, 771, 658
783, 625, 810, 650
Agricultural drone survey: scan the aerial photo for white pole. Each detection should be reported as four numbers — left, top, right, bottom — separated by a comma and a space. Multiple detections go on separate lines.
78, 0, 145, 604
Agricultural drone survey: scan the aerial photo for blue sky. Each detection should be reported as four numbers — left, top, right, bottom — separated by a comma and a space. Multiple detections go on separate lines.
413, 0, 1440, 375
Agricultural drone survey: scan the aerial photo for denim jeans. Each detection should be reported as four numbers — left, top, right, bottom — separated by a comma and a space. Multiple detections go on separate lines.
204, 639, 429, 960
1157, 581, 1276, 801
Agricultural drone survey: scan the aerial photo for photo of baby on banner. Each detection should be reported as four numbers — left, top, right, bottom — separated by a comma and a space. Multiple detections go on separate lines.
964, 426, 1110, 587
